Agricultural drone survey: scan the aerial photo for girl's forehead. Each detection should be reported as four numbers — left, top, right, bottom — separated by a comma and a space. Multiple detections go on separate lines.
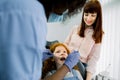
55, 46, 66, 49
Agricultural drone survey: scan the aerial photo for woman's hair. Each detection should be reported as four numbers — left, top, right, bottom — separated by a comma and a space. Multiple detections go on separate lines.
38, 0, 86, 19
79, 0, 104, 43
42, 42, 79, 78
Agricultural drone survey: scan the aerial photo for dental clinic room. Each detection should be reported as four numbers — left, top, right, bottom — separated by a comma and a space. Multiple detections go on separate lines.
46, 0, 120, 80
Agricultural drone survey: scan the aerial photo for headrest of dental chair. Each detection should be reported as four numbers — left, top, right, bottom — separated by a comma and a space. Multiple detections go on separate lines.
46, 40, 59, 49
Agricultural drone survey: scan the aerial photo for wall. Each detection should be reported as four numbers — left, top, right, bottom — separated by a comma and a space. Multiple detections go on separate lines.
96, 1, 120, 80
46, 13, 82, 42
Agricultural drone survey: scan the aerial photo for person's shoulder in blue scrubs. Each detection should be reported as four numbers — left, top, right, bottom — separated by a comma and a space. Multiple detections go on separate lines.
0, 0, 47, 80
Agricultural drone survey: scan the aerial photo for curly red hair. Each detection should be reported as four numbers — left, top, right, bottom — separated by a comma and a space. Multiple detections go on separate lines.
50, 43, 70, 54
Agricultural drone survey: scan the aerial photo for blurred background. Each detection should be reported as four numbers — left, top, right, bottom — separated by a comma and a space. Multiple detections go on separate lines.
46, 0, 120, 79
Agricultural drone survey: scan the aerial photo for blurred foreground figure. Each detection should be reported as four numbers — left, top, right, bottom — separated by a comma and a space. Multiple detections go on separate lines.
0, 0, 86, 80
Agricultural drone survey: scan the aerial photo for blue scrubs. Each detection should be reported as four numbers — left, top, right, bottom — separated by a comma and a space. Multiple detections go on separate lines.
48, 9, 68, 22
0, 0, 47, 80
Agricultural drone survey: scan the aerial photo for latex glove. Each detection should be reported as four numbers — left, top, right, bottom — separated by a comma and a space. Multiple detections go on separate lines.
42, 49, 53, 61
64, 50, 80, 71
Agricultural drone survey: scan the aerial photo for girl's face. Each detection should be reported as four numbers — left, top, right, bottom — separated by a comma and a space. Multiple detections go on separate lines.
84, 12, 97, 26
53, 46, 68, 65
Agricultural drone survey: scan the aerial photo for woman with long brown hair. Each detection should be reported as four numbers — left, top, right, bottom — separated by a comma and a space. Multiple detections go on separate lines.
64, 0, 104, 80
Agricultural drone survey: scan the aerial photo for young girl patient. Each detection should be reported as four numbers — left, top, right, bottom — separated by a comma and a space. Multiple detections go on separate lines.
42, 42, 83, 80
